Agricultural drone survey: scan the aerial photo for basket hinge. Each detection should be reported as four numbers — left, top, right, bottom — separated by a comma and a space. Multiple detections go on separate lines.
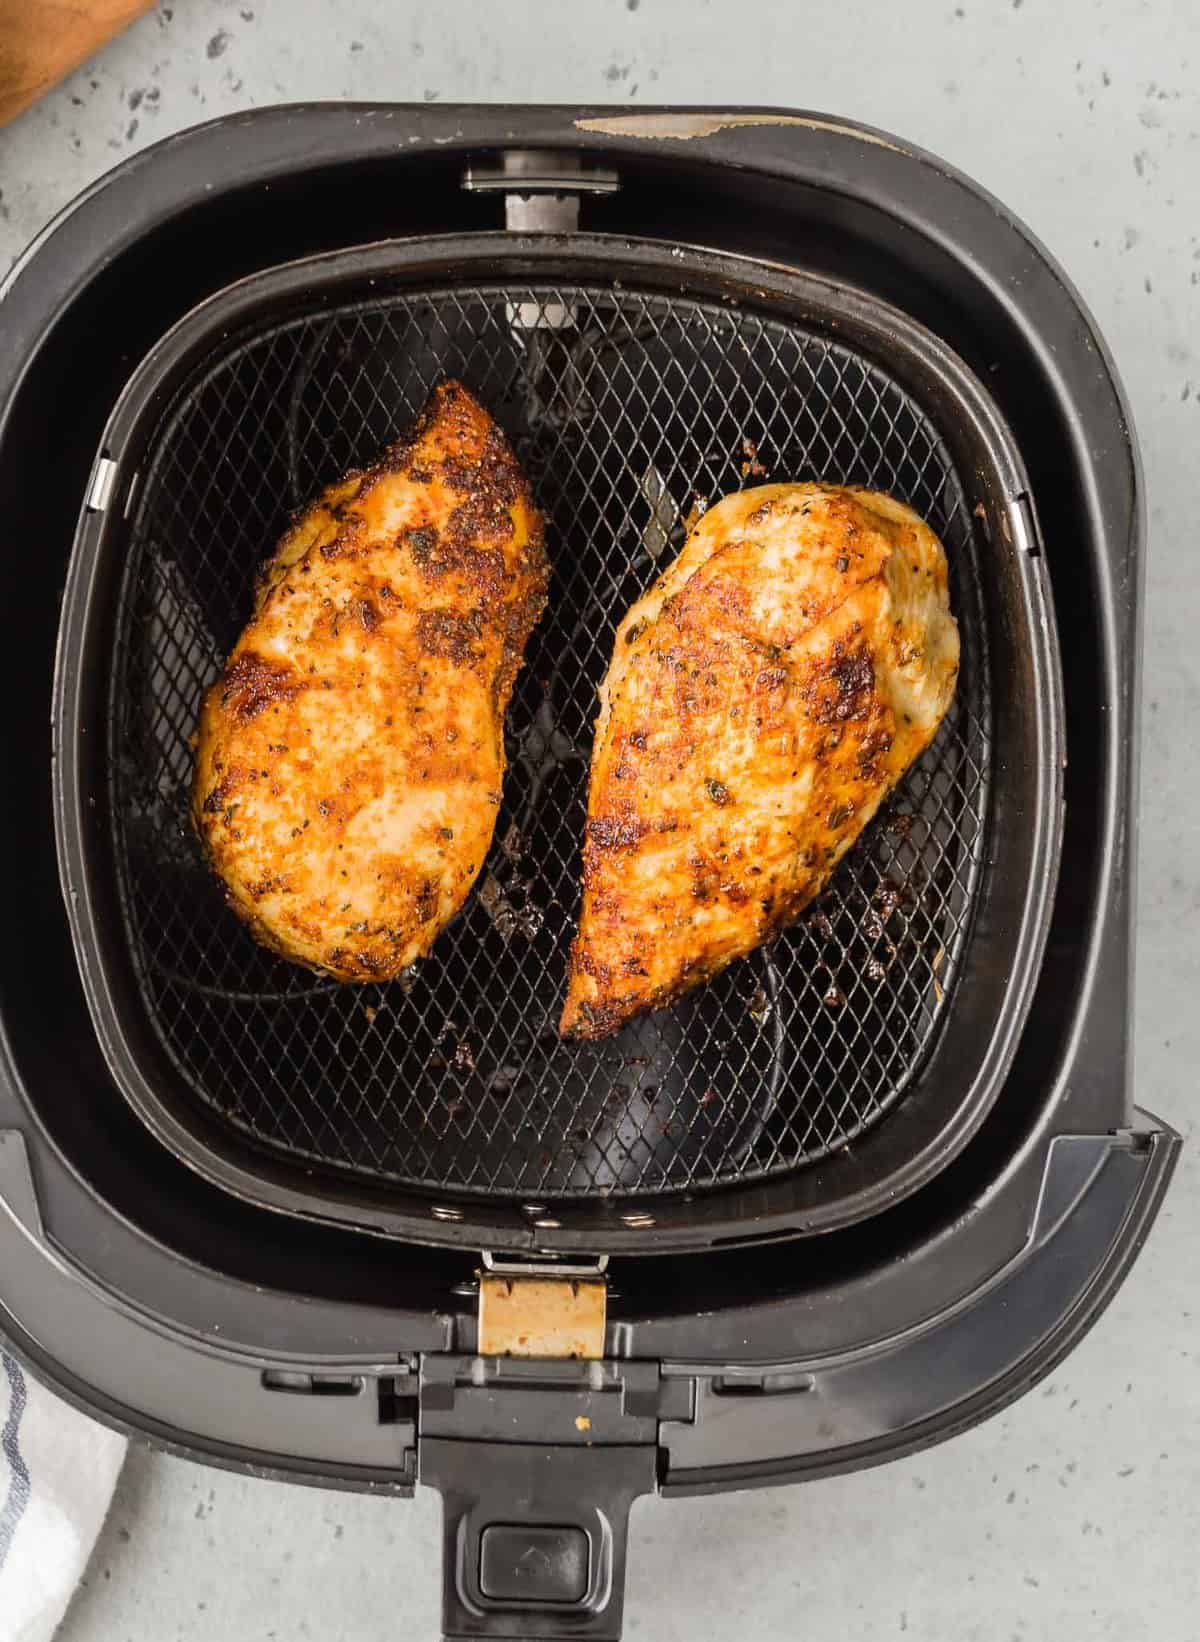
464, 151, 617, 330
477, 1252, 610, 1360
419, 1353, 690, 1436
462, 149, 620, 234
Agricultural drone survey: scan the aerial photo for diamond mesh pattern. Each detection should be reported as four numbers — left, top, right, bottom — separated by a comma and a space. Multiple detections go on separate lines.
109, 283, 992, 1199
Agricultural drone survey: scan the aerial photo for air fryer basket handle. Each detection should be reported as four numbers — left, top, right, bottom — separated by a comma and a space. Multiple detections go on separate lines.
422, 1437, 657, 1641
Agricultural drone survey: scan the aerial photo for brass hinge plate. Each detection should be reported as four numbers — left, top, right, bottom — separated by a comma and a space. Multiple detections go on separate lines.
478, 1274, 607, 1360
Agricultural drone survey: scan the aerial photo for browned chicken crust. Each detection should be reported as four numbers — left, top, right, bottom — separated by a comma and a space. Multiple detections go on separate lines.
560, 483, 959, 1039
192, 381, 547, 981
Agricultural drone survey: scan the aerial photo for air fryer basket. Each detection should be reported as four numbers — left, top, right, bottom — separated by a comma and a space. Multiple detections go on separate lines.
54, 234, 1062, 1251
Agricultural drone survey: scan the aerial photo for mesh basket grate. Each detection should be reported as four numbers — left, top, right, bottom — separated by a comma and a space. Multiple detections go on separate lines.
109, 281, 991, 1199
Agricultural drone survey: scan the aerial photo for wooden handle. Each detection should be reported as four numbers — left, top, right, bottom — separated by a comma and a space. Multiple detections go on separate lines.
0, 0, 154, 129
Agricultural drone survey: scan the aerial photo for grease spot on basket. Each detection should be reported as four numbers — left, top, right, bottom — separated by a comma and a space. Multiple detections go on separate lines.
574, 112, 905, 150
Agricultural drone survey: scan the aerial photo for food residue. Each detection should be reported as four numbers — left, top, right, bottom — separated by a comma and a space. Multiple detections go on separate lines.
748, 985, 773, 1026
740, 437, 767, 478
682, 492, 709, 533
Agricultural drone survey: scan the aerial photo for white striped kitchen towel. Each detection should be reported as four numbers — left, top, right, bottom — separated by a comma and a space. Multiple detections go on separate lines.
0, 1352, 126, 1642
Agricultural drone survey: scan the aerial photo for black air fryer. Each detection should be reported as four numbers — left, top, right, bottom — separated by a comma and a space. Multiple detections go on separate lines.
0, 107, 1177, 1640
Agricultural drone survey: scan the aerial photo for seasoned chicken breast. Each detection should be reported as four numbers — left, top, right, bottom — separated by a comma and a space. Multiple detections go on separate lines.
560, 483, 959, 1039
193, 381, 547, 981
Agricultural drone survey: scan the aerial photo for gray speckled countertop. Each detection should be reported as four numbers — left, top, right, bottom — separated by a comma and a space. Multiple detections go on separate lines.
3, 1, 1196, 1637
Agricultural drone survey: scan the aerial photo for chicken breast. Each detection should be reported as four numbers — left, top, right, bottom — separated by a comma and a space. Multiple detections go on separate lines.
560, 483, 959, 1039
193, 380, 547, 981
